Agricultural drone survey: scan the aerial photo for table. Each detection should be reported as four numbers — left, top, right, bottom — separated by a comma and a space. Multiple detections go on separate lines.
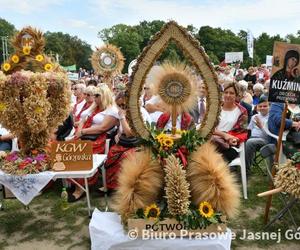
0, 154, 107, 216
89, 209, 232, 250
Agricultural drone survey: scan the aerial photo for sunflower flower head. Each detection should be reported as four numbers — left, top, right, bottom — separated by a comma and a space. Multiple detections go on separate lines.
144, 203, 161, 219
163, 137, 174, 148
44, 63, 53, 71
35, 54, 44, 62
156, 133, 167, 144
199, 201, 214, 218
3, 63, 11, 72
22, 46, 31, 55
12, 55, 19, 64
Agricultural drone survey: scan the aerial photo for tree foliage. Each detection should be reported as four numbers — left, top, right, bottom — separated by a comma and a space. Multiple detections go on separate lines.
0, 18, 16, 64
44, 32, 92, 70
2, 17, 300, 71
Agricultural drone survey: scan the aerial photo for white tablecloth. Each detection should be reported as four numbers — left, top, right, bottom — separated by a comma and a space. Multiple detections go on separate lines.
0, 154, 107, 205
89, 209, 232, 250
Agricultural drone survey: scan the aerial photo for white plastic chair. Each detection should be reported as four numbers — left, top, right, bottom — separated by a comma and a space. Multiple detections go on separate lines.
228, 142, 248, 199
262, 122, 287, 165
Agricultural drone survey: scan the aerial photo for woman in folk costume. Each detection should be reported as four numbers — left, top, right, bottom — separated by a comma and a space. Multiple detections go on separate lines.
72, 83, 86, 119
212, 82, 248, 163
74, 85, 96, 126
103, 91, 140, 192
68, 85, 119, 202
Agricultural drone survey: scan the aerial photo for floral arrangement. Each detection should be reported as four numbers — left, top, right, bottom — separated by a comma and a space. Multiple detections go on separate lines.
0, 151, 50, 175
130, 153, 225, 230
141, 123, 205, 165
1, 27, 55, 75
0, 27, 71, 175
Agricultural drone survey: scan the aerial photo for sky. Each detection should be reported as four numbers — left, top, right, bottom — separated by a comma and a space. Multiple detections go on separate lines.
0, 0, 300, 50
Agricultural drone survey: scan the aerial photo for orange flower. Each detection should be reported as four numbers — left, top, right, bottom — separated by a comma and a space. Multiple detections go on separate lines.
12, 55, 19, 64
44, 63, 53, 71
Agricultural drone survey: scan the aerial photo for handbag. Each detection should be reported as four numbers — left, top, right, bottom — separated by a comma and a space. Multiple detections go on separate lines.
80, 134, 101, 141
118, 135, 141, 148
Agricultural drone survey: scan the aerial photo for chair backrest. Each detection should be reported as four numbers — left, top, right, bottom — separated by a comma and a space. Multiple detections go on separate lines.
262, 121, 286, 164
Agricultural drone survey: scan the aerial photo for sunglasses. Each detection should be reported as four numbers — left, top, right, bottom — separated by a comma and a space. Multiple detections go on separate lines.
94, 94, 101, 98
118, 103, 126, 109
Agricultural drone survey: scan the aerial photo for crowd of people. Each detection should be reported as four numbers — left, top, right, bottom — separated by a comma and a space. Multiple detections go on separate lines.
0, 62, 299, 202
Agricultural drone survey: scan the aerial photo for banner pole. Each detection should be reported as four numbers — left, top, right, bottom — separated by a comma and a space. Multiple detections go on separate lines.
264, 101, 288, 224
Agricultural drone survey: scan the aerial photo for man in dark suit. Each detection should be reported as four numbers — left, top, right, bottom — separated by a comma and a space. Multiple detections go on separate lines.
190, 80, 207, 127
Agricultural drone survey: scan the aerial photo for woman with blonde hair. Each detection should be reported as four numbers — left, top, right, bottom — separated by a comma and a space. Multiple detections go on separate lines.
68, 85, 119, 202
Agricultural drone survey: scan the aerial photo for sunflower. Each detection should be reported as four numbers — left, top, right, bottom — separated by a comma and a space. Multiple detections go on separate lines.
144, 203, 161, 219
199, 201, 214, 218
3, 63, 11, 72
156, 133, 167, 144
0, 103, 7, 112
22, 46, 31, 55
163, 137, 174, 148
11, 55, 19, 64
44, 63, 53, 71
35, 54, 44, 62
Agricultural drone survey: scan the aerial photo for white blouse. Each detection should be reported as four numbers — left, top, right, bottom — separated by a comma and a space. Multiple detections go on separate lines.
92, 105, 119, 125
217, 107, 241, 132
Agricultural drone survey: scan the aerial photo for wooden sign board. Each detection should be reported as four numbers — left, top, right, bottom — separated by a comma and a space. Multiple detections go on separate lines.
268, 42, 300, 104
50, 141, 93, 171
127, 218, 226, 238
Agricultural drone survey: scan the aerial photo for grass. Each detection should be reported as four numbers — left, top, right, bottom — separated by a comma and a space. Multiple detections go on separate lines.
0, 164, 299, 250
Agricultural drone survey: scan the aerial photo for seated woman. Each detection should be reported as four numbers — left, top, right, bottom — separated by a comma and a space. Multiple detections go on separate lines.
72, 83, 86, 117
104, 91, 139, 192
68, 85, 119, 202
74, 85, 96, 126
212, 82, 248, 163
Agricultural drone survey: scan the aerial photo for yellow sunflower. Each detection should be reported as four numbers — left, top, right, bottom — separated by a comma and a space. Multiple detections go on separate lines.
35, 54, 44, 62
11, 55, 19, 64
144, 204, 161, 219
22, 46, 31, 55
163, 137, 174, 148
0, 103, 7, 112
156, 133, 167, 144
3, 63, 11, 72
44, 63, 53, 71
199, 201, 214, 218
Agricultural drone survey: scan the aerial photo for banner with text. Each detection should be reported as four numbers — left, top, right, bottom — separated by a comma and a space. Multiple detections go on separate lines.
268, 42, 300, 104
225, 52, 243, 63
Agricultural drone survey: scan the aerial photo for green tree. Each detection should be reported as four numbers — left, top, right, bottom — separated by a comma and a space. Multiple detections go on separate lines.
197, 26, 245, 64
99, 24, 143, 72
285, 31, 300, 45
0, 18, 17, 64
44, 32, 92, 70
255, 32, 285, 65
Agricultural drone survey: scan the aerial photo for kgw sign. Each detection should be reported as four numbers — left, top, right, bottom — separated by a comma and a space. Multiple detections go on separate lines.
51, 141, 93, 171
